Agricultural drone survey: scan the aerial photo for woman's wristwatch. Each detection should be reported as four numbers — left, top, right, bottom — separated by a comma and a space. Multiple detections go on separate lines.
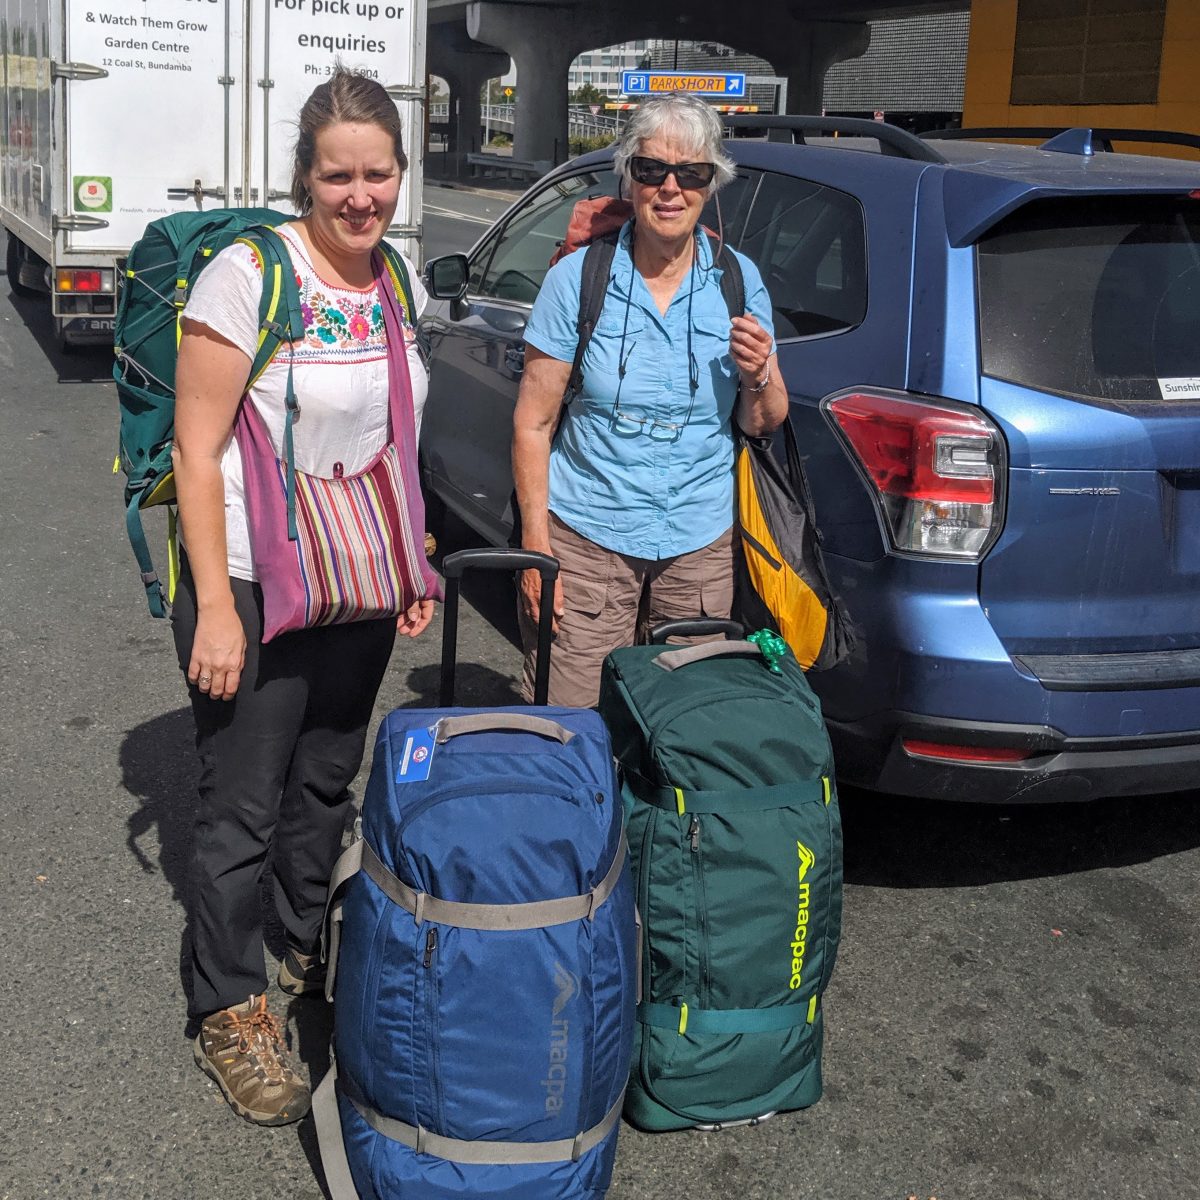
744, 362, 771, 394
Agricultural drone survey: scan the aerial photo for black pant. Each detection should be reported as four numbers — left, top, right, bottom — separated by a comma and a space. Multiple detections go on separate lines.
171, 563, 396, 1018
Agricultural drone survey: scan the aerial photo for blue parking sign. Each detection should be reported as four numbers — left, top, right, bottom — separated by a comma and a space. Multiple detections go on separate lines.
620, 71, 746, 98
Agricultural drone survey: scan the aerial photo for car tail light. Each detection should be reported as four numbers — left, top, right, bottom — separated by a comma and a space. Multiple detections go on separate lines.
56, 268, 113, 293
902, 739, 1032, 763
822, 389, 1006, 560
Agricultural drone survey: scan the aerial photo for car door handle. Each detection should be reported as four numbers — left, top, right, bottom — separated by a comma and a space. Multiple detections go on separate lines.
505, 345, 525, 374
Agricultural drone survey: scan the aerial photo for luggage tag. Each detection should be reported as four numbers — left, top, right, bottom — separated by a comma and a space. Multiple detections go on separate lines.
394, 726, 437, 783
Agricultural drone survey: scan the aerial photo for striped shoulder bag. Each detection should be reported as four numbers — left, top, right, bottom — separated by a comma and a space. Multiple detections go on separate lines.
235, 245, 442, 642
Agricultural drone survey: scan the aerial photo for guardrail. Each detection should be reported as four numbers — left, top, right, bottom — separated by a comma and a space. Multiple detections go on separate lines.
428, 102, 621, 141
465, 152, 544, 183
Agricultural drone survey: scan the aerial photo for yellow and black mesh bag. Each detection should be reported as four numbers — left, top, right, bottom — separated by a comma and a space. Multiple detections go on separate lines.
734, 417, 851, 671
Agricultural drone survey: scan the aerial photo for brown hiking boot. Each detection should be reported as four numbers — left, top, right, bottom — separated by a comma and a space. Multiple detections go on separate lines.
193, 994, 310, 1126
277, 946, 326, 998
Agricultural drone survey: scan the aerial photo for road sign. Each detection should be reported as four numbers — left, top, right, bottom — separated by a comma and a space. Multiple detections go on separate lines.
589, 104, 601, 115
873, 109, 885, 121
504, 87, 513, 98
621, 71, 747, 99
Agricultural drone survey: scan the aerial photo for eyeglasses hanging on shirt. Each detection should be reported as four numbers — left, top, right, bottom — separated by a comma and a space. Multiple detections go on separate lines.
611, 228, 701, 441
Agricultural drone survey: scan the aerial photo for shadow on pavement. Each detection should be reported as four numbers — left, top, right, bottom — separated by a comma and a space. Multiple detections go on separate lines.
120, 706, 197, 898
399, 660, 523, 708
120, 705, 297, 1030
841, 784, 1200, 887
5, 283, 114, 382
119, 707, 201, 1026
426, 504, 523, 650
290, 996, 336, 1200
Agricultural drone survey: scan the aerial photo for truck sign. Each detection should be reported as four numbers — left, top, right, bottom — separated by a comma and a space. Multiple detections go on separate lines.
620, 71, 747, 98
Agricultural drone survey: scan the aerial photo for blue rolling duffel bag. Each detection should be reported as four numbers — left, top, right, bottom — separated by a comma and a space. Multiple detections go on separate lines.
313, 548, 638, 1200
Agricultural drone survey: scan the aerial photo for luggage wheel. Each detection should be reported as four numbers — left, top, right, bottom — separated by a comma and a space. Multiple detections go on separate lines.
692, 1111, 777, 1132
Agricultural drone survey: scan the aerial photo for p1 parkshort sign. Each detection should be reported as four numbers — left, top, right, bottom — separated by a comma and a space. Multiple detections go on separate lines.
621, 71, 747, 98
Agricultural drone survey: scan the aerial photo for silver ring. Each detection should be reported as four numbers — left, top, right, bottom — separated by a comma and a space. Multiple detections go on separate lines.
198, 675, 212, 685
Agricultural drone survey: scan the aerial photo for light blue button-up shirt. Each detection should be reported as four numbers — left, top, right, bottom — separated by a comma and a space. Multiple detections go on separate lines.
523, 221, 775, 560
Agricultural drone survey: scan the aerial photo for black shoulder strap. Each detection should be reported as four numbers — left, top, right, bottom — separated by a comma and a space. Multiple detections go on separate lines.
707, 232, 745, 318
566, 231, 619, 402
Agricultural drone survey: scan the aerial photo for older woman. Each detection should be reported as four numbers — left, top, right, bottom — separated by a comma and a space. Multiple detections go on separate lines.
513, 91, 788, 707
171, 70, 435, 1125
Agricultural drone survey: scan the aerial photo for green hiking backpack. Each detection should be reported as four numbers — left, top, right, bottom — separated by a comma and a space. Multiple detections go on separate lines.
114, 209, 300, 617
113, 209, 417, 617
598, 630, 843, 1131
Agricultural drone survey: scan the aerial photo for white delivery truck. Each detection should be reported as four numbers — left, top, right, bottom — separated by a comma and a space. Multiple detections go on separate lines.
0, 0, 425, 345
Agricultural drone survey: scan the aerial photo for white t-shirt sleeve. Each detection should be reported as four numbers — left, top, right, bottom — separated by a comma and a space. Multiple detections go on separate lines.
182, 243, 265, 359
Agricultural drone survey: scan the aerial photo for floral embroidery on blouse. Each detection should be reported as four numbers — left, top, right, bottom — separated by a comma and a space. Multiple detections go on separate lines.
302, 286, 386, 347
235, 229, 413, 361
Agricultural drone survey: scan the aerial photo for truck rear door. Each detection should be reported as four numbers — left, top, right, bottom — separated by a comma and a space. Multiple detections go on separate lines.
62, 0, 233, 253
61, 0, 423, 261
244, 0, 424, 262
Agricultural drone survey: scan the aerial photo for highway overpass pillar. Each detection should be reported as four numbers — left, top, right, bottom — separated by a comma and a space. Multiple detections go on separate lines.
428, 23, 510, 177
467, 1, 619, 169
771, 18, 871, 113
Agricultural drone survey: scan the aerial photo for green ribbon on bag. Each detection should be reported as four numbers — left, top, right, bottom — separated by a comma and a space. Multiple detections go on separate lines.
747, 628, 788, 674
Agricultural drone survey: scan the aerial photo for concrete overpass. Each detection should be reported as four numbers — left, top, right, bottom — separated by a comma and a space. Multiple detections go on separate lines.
426, 0, 970, 172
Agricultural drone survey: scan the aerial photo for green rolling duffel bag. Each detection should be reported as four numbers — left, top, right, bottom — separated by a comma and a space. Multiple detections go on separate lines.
598, 623, 843, 1132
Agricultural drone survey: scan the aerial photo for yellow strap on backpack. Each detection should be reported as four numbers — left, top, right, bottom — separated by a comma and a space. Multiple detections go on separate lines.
166, 506, 180, 605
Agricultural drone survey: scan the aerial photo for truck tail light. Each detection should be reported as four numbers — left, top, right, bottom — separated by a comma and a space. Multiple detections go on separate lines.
56, 268, 113, 293
822, 388, 1006, 560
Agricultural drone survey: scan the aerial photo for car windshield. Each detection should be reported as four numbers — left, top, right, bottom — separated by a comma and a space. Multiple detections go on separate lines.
977, 194, 1200, 403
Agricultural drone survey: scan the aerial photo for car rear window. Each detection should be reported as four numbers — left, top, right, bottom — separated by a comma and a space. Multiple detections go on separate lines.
977, 195, 1200, 403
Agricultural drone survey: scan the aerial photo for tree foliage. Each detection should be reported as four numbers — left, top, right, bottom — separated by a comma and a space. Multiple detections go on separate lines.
570, 83, 606, 107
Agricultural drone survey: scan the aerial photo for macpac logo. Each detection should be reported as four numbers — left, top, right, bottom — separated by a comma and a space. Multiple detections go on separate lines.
789, 843, 815, 991
552, 961, 578, 1015
542, 962, 578, 1115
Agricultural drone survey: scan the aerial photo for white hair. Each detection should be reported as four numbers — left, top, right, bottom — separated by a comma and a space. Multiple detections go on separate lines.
612, 92, 735, 197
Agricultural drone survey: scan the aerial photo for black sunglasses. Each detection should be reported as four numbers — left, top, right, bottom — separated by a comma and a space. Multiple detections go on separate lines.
629, 156, 716, 190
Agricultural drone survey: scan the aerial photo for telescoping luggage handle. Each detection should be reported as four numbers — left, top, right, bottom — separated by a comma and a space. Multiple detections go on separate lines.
439, 548, 559, 707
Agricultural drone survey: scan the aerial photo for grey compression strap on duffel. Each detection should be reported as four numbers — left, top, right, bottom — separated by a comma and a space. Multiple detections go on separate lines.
328, 1059, 625, 1166
653, 641, 767, 671
361, 832, 627, 929
435, 713, 576, 745
313, 1067, 359, 1200
321, 832, 628, 1000
320, 836, 371, 1002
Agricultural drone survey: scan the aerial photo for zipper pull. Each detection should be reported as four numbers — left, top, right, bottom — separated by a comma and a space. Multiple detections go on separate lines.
423, 928, 438, 968
689, 815, 700, 853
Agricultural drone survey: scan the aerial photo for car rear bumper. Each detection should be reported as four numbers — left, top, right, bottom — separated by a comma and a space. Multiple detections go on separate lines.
827, 711, 1200, 803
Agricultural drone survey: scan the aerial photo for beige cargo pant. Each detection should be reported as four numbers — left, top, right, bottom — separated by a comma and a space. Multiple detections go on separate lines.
519, 512, 736, 708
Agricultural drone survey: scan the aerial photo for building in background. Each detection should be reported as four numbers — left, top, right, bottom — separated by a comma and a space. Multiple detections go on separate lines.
566, 42, 650, 99
822, 11, 971, 132
566, 16, 972, 128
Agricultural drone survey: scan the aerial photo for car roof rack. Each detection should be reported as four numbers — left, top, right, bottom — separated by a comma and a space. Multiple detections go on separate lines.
721, 114, 947, 164
923, 126, 1200, 156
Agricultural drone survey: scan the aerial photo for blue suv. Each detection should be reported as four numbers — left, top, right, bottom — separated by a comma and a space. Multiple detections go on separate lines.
418, 119, 1200, 804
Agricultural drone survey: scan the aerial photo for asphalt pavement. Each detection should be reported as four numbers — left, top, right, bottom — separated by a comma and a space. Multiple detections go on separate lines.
2, 206, 1199, 1200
